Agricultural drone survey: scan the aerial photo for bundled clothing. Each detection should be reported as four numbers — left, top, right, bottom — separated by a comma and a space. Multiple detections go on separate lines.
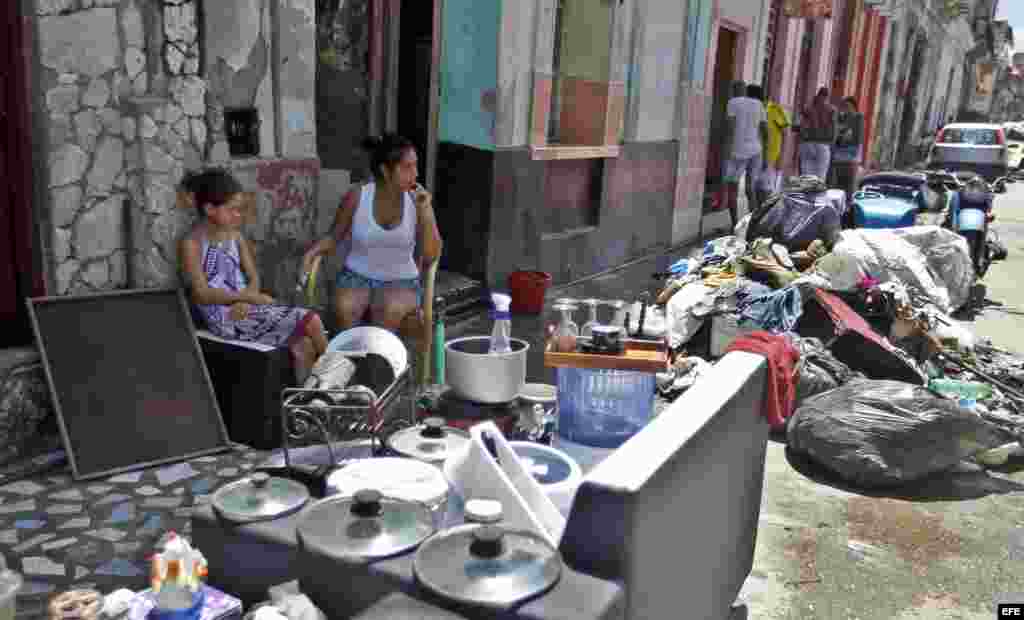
726, 332, 800, 429
736, 285, 804, 334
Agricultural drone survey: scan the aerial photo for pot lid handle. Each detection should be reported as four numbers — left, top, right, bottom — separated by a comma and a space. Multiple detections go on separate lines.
250, 473, 270, 488
351, 489, 384, 518
469, 525, 505, 558
421, 417, 446, 438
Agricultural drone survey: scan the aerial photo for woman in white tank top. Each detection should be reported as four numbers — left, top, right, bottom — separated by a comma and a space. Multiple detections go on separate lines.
303, 135, 443, 331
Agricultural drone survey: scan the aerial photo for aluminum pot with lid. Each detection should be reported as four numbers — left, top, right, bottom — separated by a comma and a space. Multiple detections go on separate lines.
413, 500, 563, 609
211, 473, 310, 523
297, 489, 436, 563
386, 417, 470, 467
325, 457, 451, 520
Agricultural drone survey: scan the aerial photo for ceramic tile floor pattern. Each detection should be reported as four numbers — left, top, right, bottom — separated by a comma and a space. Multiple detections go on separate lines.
0, 445, 269, 619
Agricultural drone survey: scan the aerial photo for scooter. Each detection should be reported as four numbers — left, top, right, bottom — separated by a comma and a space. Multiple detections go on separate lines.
850, 169, 1007, 278
949, 173, 997, 278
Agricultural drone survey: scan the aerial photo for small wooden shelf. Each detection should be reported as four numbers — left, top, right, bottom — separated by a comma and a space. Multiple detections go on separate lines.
544, 338, 667, 373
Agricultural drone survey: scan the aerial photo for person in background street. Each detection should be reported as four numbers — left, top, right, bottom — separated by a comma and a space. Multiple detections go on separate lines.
799, 87, 837, 181
722, 80, 769, 229
832, 96, 864, 219
757, 91, 791, 205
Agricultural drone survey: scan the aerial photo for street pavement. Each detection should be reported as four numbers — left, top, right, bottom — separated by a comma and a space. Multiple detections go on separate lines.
446, 185, 1024, 619
968, 179, 1024, 352
738, 182, 1024, 620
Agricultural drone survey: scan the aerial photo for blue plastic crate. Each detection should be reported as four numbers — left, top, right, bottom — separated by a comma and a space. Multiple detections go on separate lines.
555, 367, 656, 449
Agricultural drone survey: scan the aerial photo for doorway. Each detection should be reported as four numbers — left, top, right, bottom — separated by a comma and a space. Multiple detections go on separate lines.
397, 0, 438, 191
707, 27, 739, 182
1, 0, 43, 347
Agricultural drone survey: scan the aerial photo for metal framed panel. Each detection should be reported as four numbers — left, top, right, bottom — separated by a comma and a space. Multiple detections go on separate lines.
26, 288, 232, 480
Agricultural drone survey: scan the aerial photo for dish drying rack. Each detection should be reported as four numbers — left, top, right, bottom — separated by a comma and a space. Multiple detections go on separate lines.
278, 366, 415, 471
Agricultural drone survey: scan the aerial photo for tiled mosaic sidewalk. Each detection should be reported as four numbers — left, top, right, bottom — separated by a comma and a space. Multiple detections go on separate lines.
0, 445, 269, 619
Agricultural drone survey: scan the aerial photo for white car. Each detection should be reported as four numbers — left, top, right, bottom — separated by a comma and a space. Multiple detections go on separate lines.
928, 123, 1010, 181
1005, 123, 1024, 169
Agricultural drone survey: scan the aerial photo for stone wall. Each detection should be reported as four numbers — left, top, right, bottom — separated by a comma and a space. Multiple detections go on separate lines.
34, 0, 319, 296
0, 349, 59, 467
37, 0, 206, 293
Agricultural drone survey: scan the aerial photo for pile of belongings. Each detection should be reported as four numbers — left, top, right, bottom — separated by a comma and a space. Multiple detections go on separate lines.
649, 195, 1024, 488
742, 175, 846, 253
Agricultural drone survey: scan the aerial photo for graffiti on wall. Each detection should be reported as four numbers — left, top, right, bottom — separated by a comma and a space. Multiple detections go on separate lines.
240, 158, 321, 301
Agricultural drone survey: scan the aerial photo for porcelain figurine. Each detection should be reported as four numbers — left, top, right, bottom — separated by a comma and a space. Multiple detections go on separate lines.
149, 532, 208, 613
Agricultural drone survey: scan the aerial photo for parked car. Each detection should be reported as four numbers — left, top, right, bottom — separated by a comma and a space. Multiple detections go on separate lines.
1004, 122, 1024, 169
927, 123, 1009, 181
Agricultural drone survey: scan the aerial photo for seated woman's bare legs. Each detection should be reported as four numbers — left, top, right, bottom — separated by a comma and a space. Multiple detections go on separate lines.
290, 337, 316, 385
335, 287, 371, 331
305, 312, 328, 355
370, 288, 418, 332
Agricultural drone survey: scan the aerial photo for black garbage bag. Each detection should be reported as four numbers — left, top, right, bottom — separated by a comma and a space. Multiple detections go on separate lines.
793, 337, 860, 404
787, 379, 1017, 488
988, 230, 1008, 262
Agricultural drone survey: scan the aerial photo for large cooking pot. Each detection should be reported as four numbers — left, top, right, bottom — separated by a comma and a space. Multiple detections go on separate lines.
445, 336, 529, 404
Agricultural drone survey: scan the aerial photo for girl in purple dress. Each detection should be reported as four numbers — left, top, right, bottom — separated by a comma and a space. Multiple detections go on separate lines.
177, 168, 328, 383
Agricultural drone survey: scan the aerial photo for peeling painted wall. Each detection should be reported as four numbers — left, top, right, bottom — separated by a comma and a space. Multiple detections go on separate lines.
278, 0, 317, 157
629, 0, 686, 142
316, 0, 371, 171
495, 0, 537, 147
440, 0, 499, 149
204, 0, 276, 160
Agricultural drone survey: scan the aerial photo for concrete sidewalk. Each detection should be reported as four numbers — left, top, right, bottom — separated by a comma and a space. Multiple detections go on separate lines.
447, 212, 1024, 620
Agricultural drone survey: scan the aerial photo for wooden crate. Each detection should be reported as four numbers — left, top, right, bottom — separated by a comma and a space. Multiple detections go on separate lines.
544, 338, 667, 374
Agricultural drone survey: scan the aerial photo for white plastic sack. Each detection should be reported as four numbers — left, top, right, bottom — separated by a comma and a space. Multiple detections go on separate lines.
809, 227, 973, 313
665, 281, 712, 349
889, 227, 974, 312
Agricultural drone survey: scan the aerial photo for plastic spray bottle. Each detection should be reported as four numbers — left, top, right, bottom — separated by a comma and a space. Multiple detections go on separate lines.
489, 293, 513, 354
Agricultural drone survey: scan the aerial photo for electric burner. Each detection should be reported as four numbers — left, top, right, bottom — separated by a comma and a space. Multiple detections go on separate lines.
420, 387, 522, 435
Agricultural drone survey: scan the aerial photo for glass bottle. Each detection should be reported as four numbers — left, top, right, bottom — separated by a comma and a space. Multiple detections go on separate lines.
580, 299, 601, 339
551, 302, 579, 352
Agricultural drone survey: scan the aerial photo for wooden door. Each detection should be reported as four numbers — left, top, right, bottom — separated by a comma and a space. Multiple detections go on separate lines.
0, 1, 42, 347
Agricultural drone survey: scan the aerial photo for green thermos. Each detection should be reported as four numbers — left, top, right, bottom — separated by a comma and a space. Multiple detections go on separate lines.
432, 296, 446, 385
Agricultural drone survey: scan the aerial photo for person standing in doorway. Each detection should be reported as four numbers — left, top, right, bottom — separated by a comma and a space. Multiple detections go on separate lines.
799, 87, 837, 181
722, 81, 769, 229
832, 96, 864, 211
757, 89, 791, 205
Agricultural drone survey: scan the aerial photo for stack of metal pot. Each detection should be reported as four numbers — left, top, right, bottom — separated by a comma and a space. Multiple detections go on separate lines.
295, 490, 565, 617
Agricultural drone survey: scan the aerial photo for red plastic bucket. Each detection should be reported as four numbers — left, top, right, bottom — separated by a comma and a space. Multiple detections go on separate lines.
508, 271, 552, 314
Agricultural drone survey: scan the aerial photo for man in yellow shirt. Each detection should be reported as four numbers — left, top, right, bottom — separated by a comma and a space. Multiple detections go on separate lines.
757, 97, 791, 204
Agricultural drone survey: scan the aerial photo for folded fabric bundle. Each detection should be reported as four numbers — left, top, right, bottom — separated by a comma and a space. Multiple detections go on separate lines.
726, 331, 800, 429
736, 285, 804, 334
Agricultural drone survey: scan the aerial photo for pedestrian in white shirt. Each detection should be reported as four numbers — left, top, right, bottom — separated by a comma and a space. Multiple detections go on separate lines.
722, 81, 769, 228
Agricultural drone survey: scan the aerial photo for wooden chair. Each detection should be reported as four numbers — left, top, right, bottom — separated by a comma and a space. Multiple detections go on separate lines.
305, 255, 440, 388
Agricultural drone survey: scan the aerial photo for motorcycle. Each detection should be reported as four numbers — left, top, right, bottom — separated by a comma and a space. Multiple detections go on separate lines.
848, 169, 1008, 278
